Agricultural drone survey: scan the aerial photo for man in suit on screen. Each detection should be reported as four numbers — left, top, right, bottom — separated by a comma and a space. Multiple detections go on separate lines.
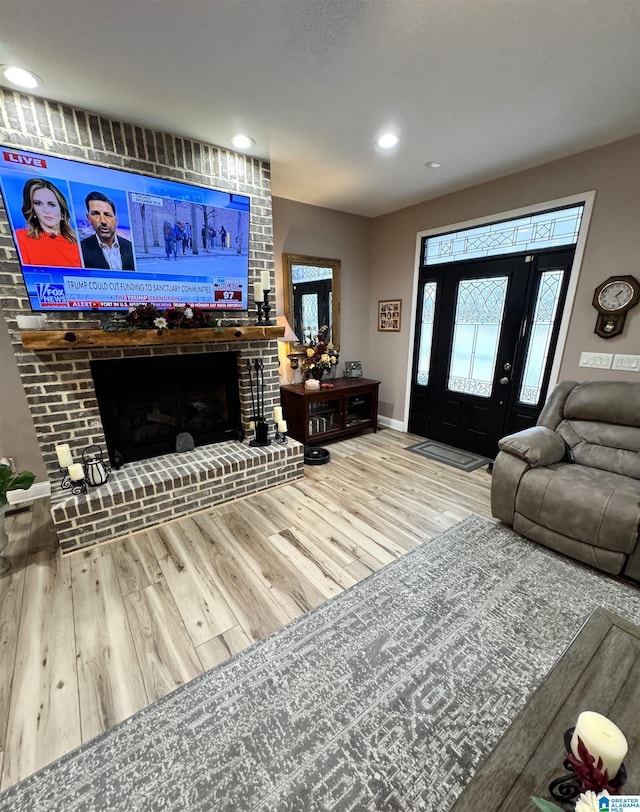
80, 191, 135, 270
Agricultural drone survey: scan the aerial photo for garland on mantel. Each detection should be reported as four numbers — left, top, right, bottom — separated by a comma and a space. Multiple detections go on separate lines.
101, 304, 241, 332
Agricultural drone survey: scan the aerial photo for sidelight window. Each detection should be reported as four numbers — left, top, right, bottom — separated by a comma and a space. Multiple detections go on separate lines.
415, 282, 437, 385
518, 269, 564, 405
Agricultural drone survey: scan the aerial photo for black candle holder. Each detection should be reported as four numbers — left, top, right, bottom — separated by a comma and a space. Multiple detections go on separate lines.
262, 288, 272, 325
68, 476, 88, 496
254, 298, 264, 326
549, 728, 627, 808
59, 466, 71, 490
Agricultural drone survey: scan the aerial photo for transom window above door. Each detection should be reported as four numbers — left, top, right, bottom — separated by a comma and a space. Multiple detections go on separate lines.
423, 205, 584, 266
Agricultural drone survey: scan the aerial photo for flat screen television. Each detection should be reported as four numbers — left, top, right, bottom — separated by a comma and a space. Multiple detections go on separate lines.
0, 146, 250, 311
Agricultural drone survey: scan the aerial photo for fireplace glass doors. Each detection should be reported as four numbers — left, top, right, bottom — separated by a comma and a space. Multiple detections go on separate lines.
90, 352, 242, 466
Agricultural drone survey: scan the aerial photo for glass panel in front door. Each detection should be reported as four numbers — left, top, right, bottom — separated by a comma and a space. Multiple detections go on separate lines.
518, 269, 564, 405
448, 276, 508, 397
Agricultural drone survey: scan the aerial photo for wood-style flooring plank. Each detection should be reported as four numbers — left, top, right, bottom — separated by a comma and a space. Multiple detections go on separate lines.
2, 552, 80, 790
147, 523, 238, 647
111, 532, 164, 597
184, 513, 295, 643
268, 527, 359, 598
211, 511, 327, 617
196, 625, 253, 672
344, 554, 382, 580
285, 487, 403, 565
123, 581, 203, 701
71, 554, 148, 742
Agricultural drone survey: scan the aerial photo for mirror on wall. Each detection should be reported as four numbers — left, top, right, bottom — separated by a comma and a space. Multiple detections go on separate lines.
283, 253, 341, 347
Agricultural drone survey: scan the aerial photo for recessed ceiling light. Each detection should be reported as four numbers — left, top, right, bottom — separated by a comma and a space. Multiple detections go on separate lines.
230, 134, 255, 150
425, 161, 441, 169
1, 65, 41, 89
377, 132, 399, 150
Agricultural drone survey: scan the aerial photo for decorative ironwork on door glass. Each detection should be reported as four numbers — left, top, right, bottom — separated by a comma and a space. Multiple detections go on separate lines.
415, 282, 437, 385
424, 205, 583, 266
448, 277, 508, 397
518, 269, 564, 405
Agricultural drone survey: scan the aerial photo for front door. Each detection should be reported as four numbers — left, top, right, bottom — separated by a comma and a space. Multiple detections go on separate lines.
409, 248, 574, 458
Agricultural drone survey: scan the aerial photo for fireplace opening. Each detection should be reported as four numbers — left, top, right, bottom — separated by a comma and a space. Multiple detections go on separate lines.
90, 352, 242, 466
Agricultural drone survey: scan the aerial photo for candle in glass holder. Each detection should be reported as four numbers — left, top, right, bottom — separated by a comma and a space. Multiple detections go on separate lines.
68, 463, 85, 482
570, 711, 628, 779
55, 444, 73, 468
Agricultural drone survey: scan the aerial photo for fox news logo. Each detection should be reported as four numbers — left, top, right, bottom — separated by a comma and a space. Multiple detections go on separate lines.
36, 283, 67, 305
2, 151, 48, 168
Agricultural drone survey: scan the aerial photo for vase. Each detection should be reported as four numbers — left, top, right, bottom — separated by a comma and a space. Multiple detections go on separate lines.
310, 368, 325, 381
0, 503, 10, 576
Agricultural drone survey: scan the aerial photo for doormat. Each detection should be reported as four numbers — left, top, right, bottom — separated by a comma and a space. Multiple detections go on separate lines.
406, 440, 491, 472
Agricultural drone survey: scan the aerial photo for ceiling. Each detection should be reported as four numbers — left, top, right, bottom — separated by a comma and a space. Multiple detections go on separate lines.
2, 0, 640, 218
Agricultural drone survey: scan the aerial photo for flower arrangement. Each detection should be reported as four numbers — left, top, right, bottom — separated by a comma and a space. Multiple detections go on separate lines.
125, 303, 220, 330
300, 325, 339, 379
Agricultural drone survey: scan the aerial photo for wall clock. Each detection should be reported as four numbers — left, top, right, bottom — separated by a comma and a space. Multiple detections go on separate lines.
592, 275, 640, 338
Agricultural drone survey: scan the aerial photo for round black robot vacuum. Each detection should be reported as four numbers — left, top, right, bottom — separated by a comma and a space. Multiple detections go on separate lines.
304, 447, 331, 465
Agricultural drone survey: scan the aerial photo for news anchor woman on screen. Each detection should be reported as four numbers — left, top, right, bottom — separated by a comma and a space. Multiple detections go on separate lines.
15, 178, 82, 267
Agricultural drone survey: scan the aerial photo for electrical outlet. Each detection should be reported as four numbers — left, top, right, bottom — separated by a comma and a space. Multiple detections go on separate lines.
579, 352, 613, 369
612, 354, 640, 372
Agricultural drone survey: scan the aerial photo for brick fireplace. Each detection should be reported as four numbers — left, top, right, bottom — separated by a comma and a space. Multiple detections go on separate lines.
0, 89, 304, 553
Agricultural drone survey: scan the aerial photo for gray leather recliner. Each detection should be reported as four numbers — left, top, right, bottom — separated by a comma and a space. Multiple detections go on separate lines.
492, 380, 640, 580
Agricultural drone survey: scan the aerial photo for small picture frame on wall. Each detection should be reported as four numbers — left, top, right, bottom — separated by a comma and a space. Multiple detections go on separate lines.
378, 299, 402, 332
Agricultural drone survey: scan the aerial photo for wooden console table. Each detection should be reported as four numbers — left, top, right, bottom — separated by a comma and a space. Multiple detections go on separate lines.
280, 377, 380, 445
452, 607, 640, 809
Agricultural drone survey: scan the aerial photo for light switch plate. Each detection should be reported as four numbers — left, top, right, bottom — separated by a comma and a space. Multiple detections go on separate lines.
579, 351, 613, 369
612, 354, 640, 372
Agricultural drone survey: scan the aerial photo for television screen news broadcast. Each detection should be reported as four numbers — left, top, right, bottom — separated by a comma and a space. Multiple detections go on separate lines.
0, 146, 251, 311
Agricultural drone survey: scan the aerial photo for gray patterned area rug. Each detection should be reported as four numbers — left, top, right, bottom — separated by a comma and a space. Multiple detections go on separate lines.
3, 516, 640, 812
405, 440, 491, 472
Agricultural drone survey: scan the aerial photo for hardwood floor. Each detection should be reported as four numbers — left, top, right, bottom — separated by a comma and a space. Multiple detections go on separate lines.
0, 428, 493, 792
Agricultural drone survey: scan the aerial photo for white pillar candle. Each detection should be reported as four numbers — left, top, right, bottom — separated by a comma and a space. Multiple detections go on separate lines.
55, 444, 73, 468
253, 282, 263, 302
68, 463, 85, 482
273, 406, 283, 422
277, 420, 288, 433
249, 420, 255, 430
571, 711, 628, 779
260, 271, 270, 290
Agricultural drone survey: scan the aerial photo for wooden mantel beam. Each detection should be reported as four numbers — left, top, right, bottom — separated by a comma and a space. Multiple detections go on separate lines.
20, 325, 284, 351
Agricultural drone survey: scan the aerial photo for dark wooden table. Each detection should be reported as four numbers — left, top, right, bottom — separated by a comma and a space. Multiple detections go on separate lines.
451, 607, 640, 809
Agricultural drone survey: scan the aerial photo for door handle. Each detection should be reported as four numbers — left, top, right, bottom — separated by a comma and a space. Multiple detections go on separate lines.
499, 376, 510, 385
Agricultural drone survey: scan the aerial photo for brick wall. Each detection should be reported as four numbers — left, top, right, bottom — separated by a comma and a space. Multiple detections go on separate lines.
0, 89, 303, 553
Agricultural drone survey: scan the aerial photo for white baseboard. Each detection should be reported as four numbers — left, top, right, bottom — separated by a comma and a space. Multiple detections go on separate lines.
7, 480, 51, 504
377, 415, 405, 432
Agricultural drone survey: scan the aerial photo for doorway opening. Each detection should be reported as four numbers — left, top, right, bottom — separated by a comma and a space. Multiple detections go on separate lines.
408, 203, 585, 459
